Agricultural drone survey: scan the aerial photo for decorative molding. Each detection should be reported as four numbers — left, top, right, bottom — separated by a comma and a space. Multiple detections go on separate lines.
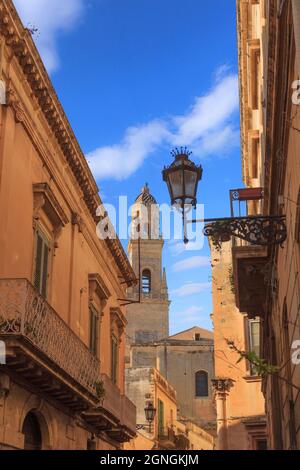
33, 183, 68, 243
110, 307, 127, 339
88, 273, 111, 310
211, 378, 234, 398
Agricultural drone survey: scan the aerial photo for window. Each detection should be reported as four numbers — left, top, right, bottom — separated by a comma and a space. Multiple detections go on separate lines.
34, 229, 50, 298
248, 319, 260, 375
111, 334, 118, 384
249, 41, 260, 110
195, 333, 201, 341
89, 305, 99, 357
195, 370, 208, 397
142, 269, 151, 294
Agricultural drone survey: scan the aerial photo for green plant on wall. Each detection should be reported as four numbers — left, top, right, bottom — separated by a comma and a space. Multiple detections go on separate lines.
228, 267, 235, 294
225, 339, 280, 376
94, 380, 105, 401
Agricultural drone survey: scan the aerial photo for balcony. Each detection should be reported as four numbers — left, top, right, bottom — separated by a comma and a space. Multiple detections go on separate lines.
232, 244, 268, 318
0, 279, 101, 411
230, 188, 269, 318
0, 279, 136, 439
106, 394, 137, 442
83, 376, 136, 442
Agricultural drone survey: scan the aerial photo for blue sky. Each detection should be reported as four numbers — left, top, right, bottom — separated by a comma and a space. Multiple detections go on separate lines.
15, 0, 244, 334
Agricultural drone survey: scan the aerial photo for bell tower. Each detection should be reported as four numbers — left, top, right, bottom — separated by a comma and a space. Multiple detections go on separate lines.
126, 184, 170, 364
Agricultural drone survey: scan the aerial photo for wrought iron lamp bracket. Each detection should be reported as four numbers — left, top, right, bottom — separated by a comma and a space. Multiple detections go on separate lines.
187, 215, 287, 248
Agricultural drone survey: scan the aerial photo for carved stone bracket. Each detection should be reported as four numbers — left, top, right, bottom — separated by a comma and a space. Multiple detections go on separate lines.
71, 212, 85, 233
6, 82, 26, 123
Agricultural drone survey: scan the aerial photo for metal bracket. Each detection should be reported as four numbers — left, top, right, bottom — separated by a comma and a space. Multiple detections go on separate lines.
186, 215, 287, 247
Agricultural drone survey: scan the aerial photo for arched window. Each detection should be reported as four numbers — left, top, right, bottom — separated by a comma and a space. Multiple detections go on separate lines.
142, 269, 151, 294
22, 412, 42, 450
195, 370, 208, 397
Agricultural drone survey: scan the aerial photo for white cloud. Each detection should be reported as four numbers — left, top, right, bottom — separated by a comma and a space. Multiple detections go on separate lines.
171, 282, 211, 298
87, 120, 170, 181
14, 0, 84, 72
168, 239, 188, 257
174, 306, 204, 323
172, 256, 211, 273
172, 75, 238, 147
87, 71, 239, 181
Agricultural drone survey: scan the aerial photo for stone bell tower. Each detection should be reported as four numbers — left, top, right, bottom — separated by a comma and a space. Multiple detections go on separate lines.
125, 184, 170, 364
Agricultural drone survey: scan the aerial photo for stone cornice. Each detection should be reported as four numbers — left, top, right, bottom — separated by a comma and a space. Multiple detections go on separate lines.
0, 0, 136, 287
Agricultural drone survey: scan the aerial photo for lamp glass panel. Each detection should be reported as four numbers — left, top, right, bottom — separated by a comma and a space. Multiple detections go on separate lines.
169, 169, 183, 199
184, 170, 198, 200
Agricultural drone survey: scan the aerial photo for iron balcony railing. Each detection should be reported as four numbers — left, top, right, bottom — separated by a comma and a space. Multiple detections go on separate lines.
0, 278, 101, 397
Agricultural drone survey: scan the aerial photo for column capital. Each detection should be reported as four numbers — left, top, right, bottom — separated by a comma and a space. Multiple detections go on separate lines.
212, 377, 234, 397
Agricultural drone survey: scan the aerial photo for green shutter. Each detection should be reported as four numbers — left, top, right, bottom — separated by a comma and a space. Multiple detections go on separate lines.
89, 307, 99, 357
34, 234, 43, 292
34, 230, 50, 298
158, 400, 164, 437
111, 335, 118, 384
41, 243, 49, 298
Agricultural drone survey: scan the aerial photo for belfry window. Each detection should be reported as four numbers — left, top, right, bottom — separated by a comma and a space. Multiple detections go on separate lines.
142, 269, 151, 294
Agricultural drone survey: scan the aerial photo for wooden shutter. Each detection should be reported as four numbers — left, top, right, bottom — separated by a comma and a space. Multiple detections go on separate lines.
34, 230, 50, 298
111, 335, 118, 384
34, 234, 43, 292
89, 306, 99, 357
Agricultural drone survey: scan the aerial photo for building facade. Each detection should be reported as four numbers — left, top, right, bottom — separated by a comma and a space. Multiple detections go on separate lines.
236, 0, 300, 449
125, 367, 215, 450
0, 0, 136, 450
125, 186, 216, 440
210, 240, 267, 450
130, 327, 216, 430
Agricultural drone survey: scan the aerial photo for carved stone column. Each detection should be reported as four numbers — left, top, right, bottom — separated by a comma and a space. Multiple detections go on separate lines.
212, 378, 234, 450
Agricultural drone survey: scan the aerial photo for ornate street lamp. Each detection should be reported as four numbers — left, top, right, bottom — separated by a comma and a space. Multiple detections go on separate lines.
144, 402, 156, 433
162, 148, 287, 247
162, 147, 203, 209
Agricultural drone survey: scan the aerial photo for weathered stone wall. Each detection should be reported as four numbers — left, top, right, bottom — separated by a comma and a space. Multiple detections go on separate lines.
0, 374, 117, 450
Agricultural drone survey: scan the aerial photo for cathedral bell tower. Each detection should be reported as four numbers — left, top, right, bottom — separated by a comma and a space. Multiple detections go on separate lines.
126, 184, 170, 364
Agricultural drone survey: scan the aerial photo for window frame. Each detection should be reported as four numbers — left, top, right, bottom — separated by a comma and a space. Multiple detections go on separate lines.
195, 370, 209, 398
248, 318, 260, 376
142, 269, 151, 295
